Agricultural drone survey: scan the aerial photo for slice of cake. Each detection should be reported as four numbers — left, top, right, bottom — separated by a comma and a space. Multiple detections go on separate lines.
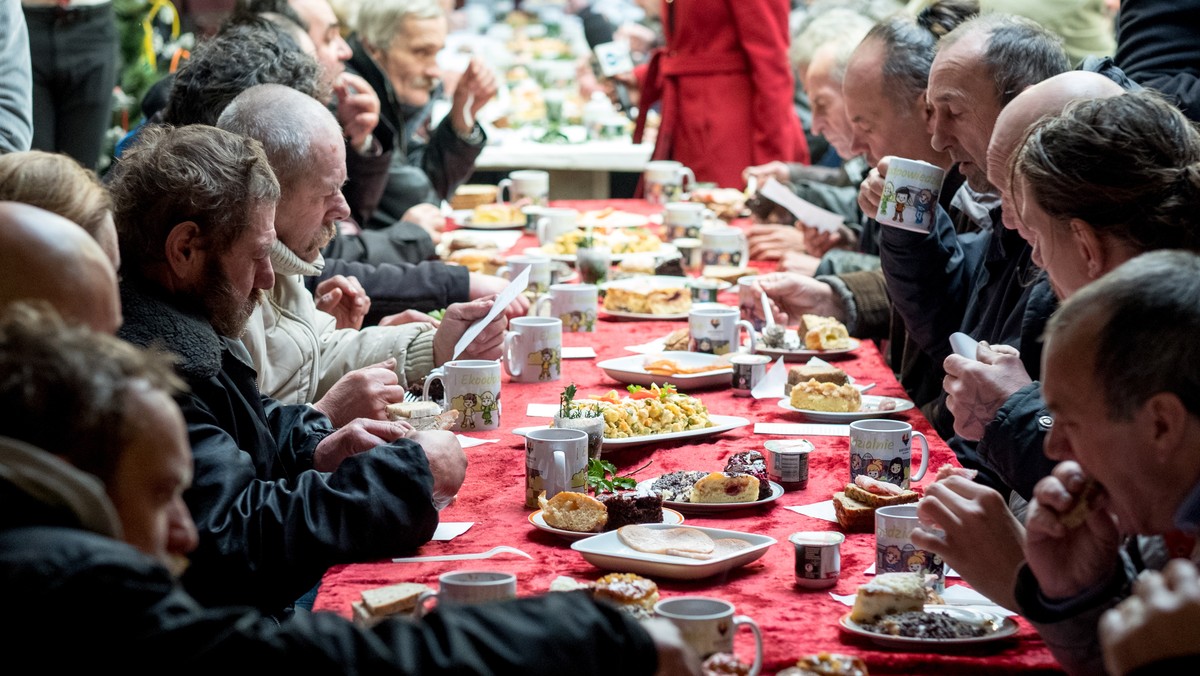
689, 472, 760, 503
787, 364, 849, 391
646, 287, 691, 314
603, 287, 649, 314
790, 379, 862, 412
724, 451, 771, 500
597, 492, 664, 530
538, 491, 608, 533
649, 470, 708, 502
849, 573, 927, 623
805, 322, 852, 350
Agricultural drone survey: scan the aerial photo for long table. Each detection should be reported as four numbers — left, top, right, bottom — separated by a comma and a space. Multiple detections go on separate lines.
313, 200, 1062, 675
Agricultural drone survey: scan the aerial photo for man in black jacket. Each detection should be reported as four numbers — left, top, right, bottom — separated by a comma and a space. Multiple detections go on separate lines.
108, 123, 467, 616
0, 306, 700, 675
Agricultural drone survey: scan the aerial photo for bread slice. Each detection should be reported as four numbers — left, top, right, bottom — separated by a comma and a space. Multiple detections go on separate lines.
539, 491, 608, 533
843, 483, 919, 509
849, 572, 927, 623
787, 364, 848, 390
360, 582, 433, 616
832, 491, 876, 532
387, 401, 442, 420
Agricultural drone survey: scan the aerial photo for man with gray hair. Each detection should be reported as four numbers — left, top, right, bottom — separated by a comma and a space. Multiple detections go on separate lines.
347, 0, 497, 231
218, 83, 508, 426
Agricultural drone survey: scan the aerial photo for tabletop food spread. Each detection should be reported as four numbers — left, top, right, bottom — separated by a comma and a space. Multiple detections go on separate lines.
312, 199, 1060, 675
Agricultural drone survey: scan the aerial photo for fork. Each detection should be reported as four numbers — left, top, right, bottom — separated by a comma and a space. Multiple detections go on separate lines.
391, 545, 533, 563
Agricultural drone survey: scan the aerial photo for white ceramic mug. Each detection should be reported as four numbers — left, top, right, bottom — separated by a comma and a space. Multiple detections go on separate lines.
688, 304, 757, 356
673, 237, 703, 271
420, 359, 501, 432
701, 225, 749, 267
498, 169, 549, 206
503, 316, 562, 383
415, 571, 518, 617
497, 255, 551, 295
876, 158, 945, 233
644, 160, 695, 205
735, 274, 763, 330
534, 283, 598, 332
535, 207, 579, 246
524, 427, 589, 508
653, 597, 763, 676
849, 419, 929, 489
663, 201, 711, 241
875, 504, 946, 591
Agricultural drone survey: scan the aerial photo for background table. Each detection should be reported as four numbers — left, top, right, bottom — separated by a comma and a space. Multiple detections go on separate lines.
314, 201, 1063, 675
475, 140, 654, 199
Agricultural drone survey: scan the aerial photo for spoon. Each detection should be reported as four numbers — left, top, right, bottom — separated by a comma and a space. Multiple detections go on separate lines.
759, 289, 776, 330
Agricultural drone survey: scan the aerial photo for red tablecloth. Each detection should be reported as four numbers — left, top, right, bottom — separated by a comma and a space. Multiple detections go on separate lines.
314, 201, 1062, 675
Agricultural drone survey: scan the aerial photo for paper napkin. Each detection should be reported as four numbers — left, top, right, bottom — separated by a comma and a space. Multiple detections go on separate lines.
561, 346, 597, 359
760, 178, 844, 234
751, 356, 788, 399
432, 522, 474, 541
525, 403, 560, 418
626, 336, 668, 354
456, 435, 499, 448
786, 500, 838, 523
453, 266, 529, 359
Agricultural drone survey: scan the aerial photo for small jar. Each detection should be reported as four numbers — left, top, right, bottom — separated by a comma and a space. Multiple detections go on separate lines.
789, 531, 845, 589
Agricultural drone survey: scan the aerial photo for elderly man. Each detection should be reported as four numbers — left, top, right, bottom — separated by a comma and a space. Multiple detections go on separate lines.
0, 307, 699, 674
109, 123, 466, 616
218, 84, 506, 424
0, 202, 120, 334
348, 0, 496, 231
1011, 250, 1200, 675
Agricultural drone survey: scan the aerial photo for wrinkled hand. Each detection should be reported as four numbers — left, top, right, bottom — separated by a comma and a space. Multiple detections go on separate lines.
468, 273, 531, 320
742, 161, 790, 186
313, 359, 407, 428
1026, 461, 1122, 600
1100, 559, 1200, 676
752, 273, 843, 328
334, 71, 381, 150
857, 157, 892, 217
777, 250, 821, 276
747, 223, 805, 261
911, 476, 1026, 611
313, 417, 413, 472
379, 309, 441, 328
316, 274, 370, 330
798, 223, 845, 258
406, 430, 467, 509
433, 297, 507, 365
944, 342, 1032, 441
450, 58, 498, 136
401, 203, 445, 243
641, 618, 704, 676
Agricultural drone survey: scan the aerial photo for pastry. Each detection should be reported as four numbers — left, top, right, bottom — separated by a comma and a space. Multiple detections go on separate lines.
688, 472, 760, 504
592, 572, 660, 613
790, 379, 862, 412
804, 319, 852, 351
538, 491, 608, 533
450, 184, 499, 210
702, 653, 751, 676
663, 328, 690, 351
471, 202, 524, 224
778, 653, 869, 676
724, 451, 771, 500
849, 572, 927, 623
596, 492, 664, 530
787, 364, 849, 390
646, 287, 691, 314
603, 286, 649, 314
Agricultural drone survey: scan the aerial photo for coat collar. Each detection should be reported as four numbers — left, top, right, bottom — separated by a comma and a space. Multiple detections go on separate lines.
0, 436, 122, 538
270, 239, 324, 277
117, 278, 223, 381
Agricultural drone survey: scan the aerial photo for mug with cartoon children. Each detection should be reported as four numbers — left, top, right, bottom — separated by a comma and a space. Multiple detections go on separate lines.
700, 225, 749, 268
503, 317, 563, 383
533, 283, 598, 332
688, 304, 757, 356
644, 160, 696, 205
421, 359, 502, 432
875, 504, 946, 591
875, 157, 945, 234
497, 255, 551, 297
848, 419, 929, 489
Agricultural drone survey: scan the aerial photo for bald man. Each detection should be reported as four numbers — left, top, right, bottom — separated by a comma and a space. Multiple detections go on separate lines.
0, 201, 121, 334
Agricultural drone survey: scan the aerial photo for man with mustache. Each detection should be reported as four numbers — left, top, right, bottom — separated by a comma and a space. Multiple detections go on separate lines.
110, 123, 466, 617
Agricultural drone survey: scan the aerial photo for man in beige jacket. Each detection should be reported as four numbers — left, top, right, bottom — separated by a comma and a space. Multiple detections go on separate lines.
220, 84, 509, 427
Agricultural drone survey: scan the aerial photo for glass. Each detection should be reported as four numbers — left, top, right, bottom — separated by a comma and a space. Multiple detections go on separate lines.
576, 246, 610, 285
538, 91, 569, 144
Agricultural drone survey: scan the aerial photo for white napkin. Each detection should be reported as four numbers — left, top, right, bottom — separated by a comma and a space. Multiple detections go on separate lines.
456, 435, 499, 448
760, 178, 844, 234
561, 346, 597, 359
432, 522, 474, 541
755, 422, 850, 436
786, 500, 838, 523
525, 403, 561, 418
626, 336, 668, 354
453, 266, 529, 359
751, 356, 788, 399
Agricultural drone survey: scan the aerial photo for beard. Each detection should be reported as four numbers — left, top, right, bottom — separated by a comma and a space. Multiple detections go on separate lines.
196, 257, 263, 338
306, 221, 337, 259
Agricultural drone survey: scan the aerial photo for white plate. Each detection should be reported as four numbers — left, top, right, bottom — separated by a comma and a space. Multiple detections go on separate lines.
571, 524, 776, 580
528, 507, 685, 541
512, 414, 750, 448
601, 308, 690, 321
598, 276, 725, 320
453, 210, 527, 230
528, 244, 679, 265
838, 605, 1019, 649
597, 351, 732, 389
776, 395, 916, 422
635, 478, 785, 514
578, 210, 652, 229
756, 337, 861, 361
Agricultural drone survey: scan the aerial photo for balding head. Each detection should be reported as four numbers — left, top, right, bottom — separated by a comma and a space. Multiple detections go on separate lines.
987, 71, 1126, 198
0, 202, 121, 334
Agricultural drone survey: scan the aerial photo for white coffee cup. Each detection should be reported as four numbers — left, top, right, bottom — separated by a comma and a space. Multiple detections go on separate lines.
415, 571, 518, 617
849, 419, 929, 489
524, 427, 589, 508
735, 274, 763, 330
644, 160, 696, 205
673, 237, 702, 271
420, 359, 501, 432
875, 504, 946, 591
534, 283, 598, 332
688, 304, 756, 356
498, 169, 549, 206
663, 201, 710, 241
535, 207, 579, 246
653, 597, 763, 676
503, 316, 562, 383
876, 158, 945, 233
700, 225, 748, 267
497, 255, 551, 296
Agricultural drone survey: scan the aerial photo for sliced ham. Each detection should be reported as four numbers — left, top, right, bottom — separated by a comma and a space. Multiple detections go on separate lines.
935, 464, 978, 482
854, 474, 907, 496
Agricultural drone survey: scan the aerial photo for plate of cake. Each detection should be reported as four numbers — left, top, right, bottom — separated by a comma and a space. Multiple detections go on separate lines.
599, 276, 694, 319
777, 393, 914, 423
756, 315, 860, 360
571, 524, 776, 580
636, 450, 784, 514
530, 490, 685, 541
457, 204, 527, 230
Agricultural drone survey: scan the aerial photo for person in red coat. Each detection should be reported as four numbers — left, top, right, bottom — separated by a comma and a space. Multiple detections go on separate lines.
632, 0, 809, 188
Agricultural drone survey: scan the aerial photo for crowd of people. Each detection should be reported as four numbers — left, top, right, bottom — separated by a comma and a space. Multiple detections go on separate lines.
3, 1, 1200, 674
